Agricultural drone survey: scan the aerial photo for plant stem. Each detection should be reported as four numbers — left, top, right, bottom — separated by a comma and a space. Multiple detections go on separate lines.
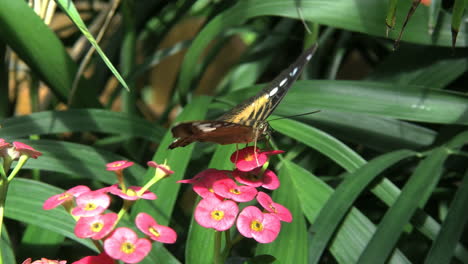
213, 231, 222, 264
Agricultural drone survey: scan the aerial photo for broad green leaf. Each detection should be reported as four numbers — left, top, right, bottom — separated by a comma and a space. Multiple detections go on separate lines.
19, 225, 64, 260
222, 81, 468, 125
256, 163, 308, 263
54, 0, 129, 91
179, 0, 467, 98
0, 109, 164, 142
367, 45, 468, 88
0, 0, 99, 107
17, 139, 146, 185
186, 145, 236, 264
132, 96, 213, 225
271, 118, 365, 171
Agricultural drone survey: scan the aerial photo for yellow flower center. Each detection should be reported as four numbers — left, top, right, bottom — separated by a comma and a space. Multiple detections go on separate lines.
121, 241, 136, 254
244, 153, 254, 161
91, 222, 103, 232
230, 188, 241, 195
111, 162, 125, 167
251, 220, 263, 231
211, 210, 225, 221
59, 193, 72, 200
84, 203, 97, 211
126, 189, 137, 196
149, 227, 160, 237
269, 205, 278, 213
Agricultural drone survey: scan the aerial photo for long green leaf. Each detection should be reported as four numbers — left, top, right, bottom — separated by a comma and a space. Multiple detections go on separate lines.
308, 150, 416, 263
284, 161, 410, 263
0, 0, 99, 107
425, 168, 468, 263
54, 0, 129, 91
0, 109, 164, 142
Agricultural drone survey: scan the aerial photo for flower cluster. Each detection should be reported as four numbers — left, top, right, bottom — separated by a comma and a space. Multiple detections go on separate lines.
42, 160, 177, 264
179, 146, 292, 244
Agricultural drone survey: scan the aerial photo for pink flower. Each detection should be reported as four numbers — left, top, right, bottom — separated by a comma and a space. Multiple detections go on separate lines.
22, 258, 67, 264
233, 169, 280, 190
135, 213, 177, 243
71, 253, 114, 264
71, 191, 111, 217
13, 142, 42, 159
109, 185, 157, 201
421, 0, 431, 6
212, 178, 257, 202
104, 227, 152, 264
236, 206, 281, 243
0, 138, 11, 150
191, 169, 230, 198
106, 160, 134, 171
257, 192, 292, 222
43, 186, 91, 210
230, 147, 283, 172
194, 196, 239, 231
147, 161, 174, 175
74, 213, 118, 240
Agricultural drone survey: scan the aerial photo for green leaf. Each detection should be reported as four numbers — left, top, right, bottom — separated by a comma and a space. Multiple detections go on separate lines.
19, 225, 64, 260
186, 145, 236, 264
0, 109, 164, 142
256, 164, 308, 263
450, 0, 466, 47
308, 150, 416, 263
223, 81, 468, 125
358, 147, 449, 263
425, 168, 468, 263
283, 161, 410, 263
54, 0, 129, 91
179, 0, 467, 99
271, 119, 365, 171
0, 0, 99, 107
18, 139, 146, 185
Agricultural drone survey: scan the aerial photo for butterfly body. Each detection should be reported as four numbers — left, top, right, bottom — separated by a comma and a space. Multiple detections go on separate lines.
169, 44, 317, 149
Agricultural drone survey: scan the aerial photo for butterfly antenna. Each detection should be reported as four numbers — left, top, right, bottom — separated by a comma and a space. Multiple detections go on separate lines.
268, 110, 321, 122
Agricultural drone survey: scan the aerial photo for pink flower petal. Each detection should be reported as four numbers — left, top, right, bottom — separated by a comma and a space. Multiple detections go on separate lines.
257, 192, 292, 222
135, 213, 177, 243
74, 213, 117, 240
212, 178, 257, 202
106, 160, 134, 171
236, 206, 281, 243
194, 197, 238, 231
12, 141, 42, 159
104, 227, 152, 264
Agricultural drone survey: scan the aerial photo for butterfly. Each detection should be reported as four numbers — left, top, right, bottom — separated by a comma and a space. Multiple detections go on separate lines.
169, 44, 318, 149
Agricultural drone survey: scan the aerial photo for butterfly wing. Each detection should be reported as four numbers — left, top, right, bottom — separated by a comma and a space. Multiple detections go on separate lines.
169, 44, 318, 149
169, 121, 257, 149
217, 44, 318, 126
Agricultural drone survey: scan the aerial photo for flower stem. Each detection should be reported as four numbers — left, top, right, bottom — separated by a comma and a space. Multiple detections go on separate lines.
213, 231, 222, 264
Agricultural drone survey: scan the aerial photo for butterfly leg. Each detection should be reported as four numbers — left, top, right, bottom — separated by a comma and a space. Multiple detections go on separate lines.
253, 128, 260, 166
234, 144, 240, 167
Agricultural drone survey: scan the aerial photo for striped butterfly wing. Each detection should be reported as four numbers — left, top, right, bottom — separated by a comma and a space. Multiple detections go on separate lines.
169, 44, 318, 149
217, 44, 318, 127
